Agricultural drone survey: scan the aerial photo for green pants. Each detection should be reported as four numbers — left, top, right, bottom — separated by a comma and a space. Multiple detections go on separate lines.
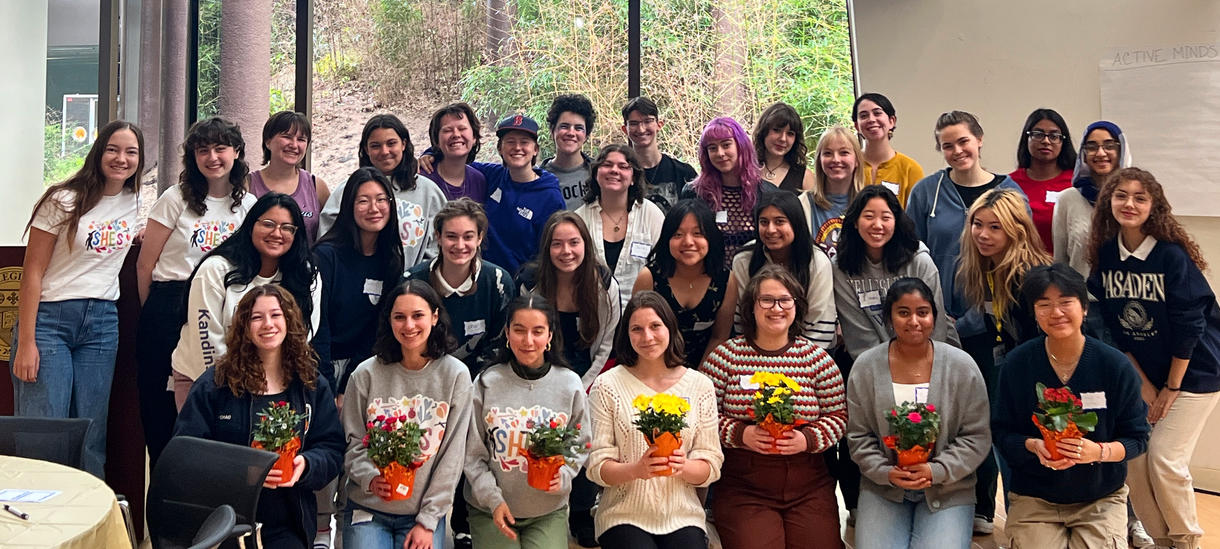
467, 504, 569, 549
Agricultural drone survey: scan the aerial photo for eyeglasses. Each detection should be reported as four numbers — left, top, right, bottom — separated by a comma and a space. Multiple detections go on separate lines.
1082, 141, 1121, 154
625, 117, 658, 129
355, 196, 391, 210
1026, 130, 1065, 143
756, 296, 795, 310
556, 122, 587, 134
256, 218, 299, 235
1033, 299, 1081, 316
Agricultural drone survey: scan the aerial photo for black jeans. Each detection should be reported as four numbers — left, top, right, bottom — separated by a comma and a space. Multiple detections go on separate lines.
827, 346, 860, 510
599, 525, 706, 549
136, 280, 187, 468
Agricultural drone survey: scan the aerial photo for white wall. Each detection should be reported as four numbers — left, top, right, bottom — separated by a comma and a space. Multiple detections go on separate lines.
849, 0, 1220, 488
1, 2, 50, 246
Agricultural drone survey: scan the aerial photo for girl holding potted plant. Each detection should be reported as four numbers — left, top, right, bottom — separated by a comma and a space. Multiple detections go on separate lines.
587, 291, 723, 549
464, 294, 590, 548
701, 265, 847, 549
993, 263, 1149, 547
175, 284, 345, 548
340, 280, 473, 549
1087, 168, 1220, 549
845, 278, 990, 549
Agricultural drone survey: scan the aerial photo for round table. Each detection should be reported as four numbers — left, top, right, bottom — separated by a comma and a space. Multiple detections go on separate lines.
0, 456, 131, 549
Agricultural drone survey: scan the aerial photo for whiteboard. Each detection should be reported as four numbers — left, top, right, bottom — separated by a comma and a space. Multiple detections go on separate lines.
1100, 43, 1220, 217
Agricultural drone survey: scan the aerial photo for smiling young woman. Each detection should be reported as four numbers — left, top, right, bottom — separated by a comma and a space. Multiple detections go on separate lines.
753, 102, 815, 194
683, 117, 767, 267
250, 111, 330, 243
1009, 109, 1076, 254
801, 126, 868, 258
852, 93, 924, 206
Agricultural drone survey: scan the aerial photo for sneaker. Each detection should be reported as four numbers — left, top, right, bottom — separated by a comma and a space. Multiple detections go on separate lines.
454, 533, 473, 549
1128, 519, 1155, 548
972, 516, 995, 535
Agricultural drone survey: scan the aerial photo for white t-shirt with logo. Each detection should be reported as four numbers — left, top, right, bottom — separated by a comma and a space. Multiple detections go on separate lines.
148, 188, 256, 282
32, 188, 139, 302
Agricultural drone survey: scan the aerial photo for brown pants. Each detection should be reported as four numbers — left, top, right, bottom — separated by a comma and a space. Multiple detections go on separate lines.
1006, 486, 1127, 549
712, 448, 843, 549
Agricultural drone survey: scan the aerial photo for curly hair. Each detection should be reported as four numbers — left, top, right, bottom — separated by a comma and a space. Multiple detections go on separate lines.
180, 117, 249, 216
546, 93, 597, 135
1087, 167, 1207, 271
214, 284, 318, 397
583, 144, 646, 207
956, 188, 1051, 318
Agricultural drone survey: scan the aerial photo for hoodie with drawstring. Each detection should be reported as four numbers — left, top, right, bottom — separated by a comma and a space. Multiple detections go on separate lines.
1052, 121, 1132, 279
905, 169, 1026, 339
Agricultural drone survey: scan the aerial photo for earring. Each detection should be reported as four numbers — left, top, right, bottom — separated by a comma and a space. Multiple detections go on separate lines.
546, 342, 552, 351
888, 129, 894, 140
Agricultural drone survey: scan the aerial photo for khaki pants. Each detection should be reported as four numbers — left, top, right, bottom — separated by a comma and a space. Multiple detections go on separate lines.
1006, 486, 1127, 549
1128, 390, 1220, 549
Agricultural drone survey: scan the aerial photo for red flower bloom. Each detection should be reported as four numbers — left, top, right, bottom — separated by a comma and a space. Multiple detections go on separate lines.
376, 414, 386, 422
277, 401, 288, 407
549, 420, 558, 429
585, 442, 592, 449
575, 423, 582, 430
925, 404, 936, 413
907, 412, 923, 423
891, 409, 899, 417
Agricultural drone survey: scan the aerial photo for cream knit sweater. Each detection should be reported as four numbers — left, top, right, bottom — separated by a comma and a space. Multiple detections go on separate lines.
586, 365, 724, 538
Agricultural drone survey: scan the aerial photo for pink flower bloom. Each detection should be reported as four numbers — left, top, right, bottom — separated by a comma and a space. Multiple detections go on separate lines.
891, 409, 899, 417
907, 412, 922, 423
925, 404, 936, 413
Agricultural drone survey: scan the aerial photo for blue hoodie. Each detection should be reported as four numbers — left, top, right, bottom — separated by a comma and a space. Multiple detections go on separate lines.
905, 168, 1027, 338
474, 162, 564, 275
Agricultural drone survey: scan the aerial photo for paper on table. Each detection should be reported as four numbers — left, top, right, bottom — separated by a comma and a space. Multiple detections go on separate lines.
0, 489, 60, 503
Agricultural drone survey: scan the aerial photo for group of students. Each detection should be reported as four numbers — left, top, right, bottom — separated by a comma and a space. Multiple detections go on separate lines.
11, 90, 1220, 549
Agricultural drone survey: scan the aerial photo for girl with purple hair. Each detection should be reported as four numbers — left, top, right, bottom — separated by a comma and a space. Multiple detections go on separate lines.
680, 117, 770, 268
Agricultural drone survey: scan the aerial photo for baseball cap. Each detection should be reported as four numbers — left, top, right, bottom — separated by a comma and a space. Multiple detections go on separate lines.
495, 114, 539, 139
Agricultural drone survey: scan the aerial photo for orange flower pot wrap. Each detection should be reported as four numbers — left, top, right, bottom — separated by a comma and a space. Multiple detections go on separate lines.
252, 436, 300, 486
379, 462, 418, 501
648, 431, 682, 476
896, 445, 931, 467
759, 413, 796, 453
525, 452, 566, 491
1032, 415, 1083, 461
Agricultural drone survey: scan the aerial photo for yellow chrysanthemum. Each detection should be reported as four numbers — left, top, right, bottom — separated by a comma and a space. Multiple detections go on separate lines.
767, 396, 783, 404
632, 394, 651, 411
754, 391, 764, 400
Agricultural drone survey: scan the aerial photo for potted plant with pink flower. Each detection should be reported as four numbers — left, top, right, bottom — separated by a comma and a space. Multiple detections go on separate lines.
883, 402, 940, 467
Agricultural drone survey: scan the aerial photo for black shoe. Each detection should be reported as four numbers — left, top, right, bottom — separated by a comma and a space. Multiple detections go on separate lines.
454, 532, 473, 549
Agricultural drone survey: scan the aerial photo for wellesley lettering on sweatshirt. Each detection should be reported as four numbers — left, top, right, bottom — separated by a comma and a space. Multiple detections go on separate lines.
341, 354, 473, 532
1088, 236, 1220, 393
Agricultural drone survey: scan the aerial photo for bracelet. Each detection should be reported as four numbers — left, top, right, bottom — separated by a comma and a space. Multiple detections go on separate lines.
1165, 386, 1182, 392
1100, 442, 1110, 463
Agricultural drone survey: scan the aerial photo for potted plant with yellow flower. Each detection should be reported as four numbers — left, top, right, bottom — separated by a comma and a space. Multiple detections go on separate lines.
749, 371, 803, 452
632, 393, 690, 476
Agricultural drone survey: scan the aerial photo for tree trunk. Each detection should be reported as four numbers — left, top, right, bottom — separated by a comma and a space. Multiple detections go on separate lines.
158, 0, 188, 193
712, 0, 747, 119
138, 0, 162, 175
485, 0, 514, 62
219, 0, 271, 162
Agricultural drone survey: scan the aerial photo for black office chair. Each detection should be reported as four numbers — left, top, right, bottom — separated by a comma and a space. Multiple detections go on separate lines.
147, 436, 277, 549
189, 505, 238, 549
0, 416, 91, 470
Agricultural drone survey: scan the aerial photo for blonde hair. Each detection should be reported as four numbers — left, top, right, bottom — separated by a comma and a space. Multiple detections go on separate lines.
956, 189, 1051, 318
809, 126, 867, 210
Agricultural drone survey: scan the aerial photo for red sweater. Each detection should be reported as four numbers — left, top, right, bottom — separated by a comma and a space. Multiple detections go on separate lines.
700, 336, 846, 453
1009, 168, 1072, 254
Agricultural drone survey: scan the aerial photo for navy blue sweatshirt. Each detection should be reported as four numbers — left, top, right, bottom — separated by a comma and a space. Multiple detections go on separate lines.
406, 259, 517, 375
313, 242, 398, 390
1088, 237, 1220, 393
473, 162, 564, 275
175, 368, 346, 546
992, 336, 1149, 504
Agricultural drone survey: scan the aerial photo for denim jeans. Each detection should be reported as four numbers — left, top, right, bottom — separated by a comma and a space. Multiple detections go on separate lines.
855, 489, 974, 549
11, 298, 119, 478
341, 502, 447, 549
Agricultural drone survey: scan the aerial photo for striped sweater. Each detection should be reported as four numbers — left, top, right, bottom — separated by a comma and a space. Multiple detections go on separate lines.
700, 336, 846, 452
730, 248, 838, 349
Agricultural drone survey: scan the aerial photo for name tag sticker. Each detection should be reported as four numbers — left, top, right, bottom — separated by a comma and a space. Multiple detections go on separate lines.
739, 375, 759, 390
464, 319, 486, 336
693, 320, 715, 331
1081, 391, 1107, 410
716, 210, 728, 224
858, 290, 882, 308
1045, 190, 1062, 204
351, 510, 374, 524
630, 240, 652, 260
490, 188, 502, 202
881, 181, 900, 195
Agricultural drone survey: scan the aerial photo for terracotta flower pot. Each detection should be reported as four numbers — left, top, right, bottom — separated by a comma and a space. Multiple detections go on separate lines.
525, 452, 566, 491
380, 461, 417, 501
896, 444, 932, 467
648, 430, 682, 476
759, 413, 796, 453
252, 436, 300, 486
1032, 414, 1083, 461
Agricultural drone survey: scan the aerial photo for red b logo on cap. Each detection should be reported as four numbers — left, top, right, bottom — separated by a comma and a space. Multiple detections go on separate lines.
513, 115, 523, 126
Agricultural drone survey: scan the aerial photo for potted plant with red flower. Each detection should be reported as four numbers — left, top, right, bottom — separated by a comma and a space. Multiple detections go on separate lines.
1031, 382, 1098, 460
883, 402, 940, 467
251, 400, 307, 485
363, 413, 424, 500
523, 418, 590, 491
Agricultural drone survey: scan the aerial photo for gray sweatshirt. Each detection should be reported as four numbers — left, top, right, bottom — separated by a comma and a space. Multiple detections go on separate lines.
341, 355, 473, 531
464, 363, 590, 518
319, 173, 447, 270
832, 245, 958, 359
846, 341, 990, 511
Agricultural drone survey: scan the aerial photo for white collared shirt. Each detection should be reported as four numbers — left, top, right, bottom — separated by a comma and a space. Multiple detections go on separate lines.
431, 258, 480, 297
1118, 234, 1158, 262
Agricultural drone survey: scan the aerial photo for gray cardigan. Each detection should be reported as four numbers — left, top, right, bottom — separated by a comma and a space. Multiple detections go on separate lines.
846, 340, 990, 512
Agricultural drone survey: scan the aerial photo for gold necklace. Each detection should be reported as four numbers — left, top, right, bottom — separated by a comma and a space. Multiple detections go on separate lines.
601, 209, 627, 233
1047, 346, 1080, 383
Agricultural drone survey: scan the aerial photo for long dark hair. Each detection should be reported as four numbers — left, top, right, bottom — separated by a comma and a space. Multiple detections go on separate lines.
180, 117, 248, 216
530, 212, 607, 346
646, 199, 725, 279
836, 185, 919, 276
882, 277, 939, 328
358, 114, 417, 192
1016, 108, 1076, 172
313, 167, 404, 287
745, 191, 813, 290
188, 192, 317, 330
26, 120, 145, 244
372, 280, 457, 363
491, 293, 570, 368
1088, 167, 1207, 271
614, 291, 686, 368
215, 284, 318, 396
